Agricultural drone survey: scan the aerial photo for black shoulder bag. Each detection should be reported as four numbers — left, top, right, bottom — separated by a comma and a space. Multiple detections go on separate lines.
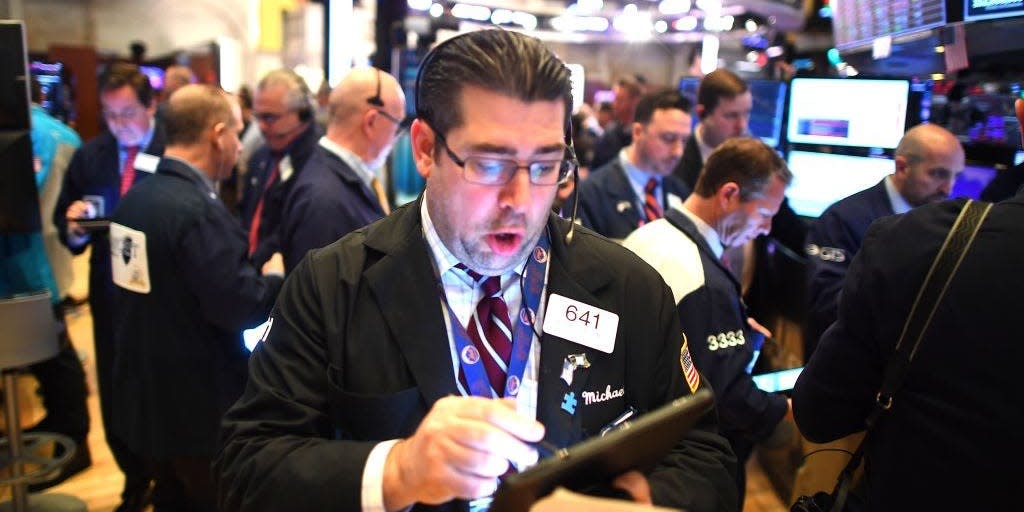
792, 199, 992, 512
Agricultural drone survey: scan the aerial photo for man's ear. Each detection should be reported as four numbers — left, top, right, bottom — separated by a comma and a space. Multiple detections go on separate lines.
631, 120, 644, 143
362, 108, 378, 138
211, 121, 227, 151
695, 103, 706, 120
717, 181, 741, 210
410, 119, 435, 179
894, 155, 909, 176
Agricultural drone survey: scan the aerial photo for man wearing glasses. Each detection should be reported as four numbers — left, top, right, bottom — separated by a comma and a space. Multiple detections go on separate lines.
54, 61, 164, 512
574, 89, 693, 242
216, 30, 736, 512
240, 69, 321, 267
279, 67, 406, 272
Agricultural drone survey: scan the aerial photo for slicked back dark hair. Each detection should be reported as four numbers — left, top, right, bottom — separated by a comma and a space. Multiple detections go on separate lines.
634, 88, 691, 125
697, 68, 748, 120
100, 62, 155, 107
694, 137, 791, 200
416, 30, 572, 142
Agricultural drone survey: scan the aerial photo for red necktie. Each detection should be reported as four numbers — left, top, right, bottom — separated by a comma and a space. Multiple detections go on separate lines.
643, 177, 663, 222
119, 146, 139, 197
458, 265, 513, 396
248, 155, 282, 256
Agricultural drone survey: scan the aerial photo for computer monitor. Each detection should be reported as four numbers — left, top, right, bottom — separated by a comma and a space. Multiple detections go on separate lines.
951, 162, 999, 200
787, 78, 910, 149
786, 150, 895, 218
1015, 151, 1024, 166
748, 79, 787, 149
139, 65, 165, 91
965, 0, 1024, 22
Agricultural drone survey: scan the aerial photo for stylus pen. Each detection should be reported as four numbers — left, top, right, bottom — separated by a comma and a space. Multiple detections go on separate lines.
600, 406, 638, 436
529, 439, 566, 459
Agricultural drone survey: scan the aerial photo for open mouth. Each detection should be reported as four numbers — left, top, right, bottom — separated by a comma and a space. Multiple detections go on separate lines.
486, 232, 524, 256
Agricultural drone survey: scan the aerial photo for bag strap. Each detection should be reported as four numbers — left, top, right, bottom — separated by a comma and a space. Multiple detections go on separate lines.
828, 199, 992, 512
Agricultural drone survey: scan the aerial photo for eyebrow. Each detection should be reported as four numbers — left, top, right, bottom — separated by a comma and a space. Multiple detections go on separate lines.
463, 142, 567, 158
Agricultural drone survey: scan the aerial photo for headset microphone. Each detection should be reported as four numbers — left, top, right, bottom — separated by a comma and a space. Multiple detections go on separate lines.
564, 166, 580, 245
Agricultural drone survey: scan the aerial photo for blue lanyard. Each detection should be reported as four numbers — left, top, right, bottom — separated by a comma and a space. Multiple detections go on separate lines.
441, 233, 550, 398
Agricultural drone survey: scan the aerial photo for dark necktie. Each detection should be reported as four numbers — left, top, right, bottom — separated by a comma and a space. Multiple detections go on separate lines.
248, 153, 282, 256
458, 265, 513, 396
119, 146, 139, 197
643, 177, 663, 222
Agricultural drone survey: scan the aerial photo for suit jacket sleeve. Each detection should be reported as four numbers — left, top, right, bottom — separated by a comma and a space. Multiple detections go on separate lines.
794, 218, 892, 443
282, 184, 371, 272
646, 281, 740, 512
53, 146, 90, 254
804, 208, 860, 354
215, 254, 374, 512
177, 202, 283, 331
679, 287, 787, 443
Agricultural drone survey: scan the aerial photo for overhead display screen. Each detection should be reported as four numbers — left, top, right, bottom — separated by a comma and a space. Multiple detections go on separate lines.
965, 0, 1024, 21
786, 151, 895, 218
787, 78, 910, 149
832, 0, 947, 50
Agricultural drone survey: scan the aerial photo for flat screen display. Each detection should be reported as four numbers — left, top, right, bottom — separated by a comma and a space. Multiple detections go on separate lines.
787, 78, 910, 150
0, 21, 30, 131
786, 150, 895, 218
965, 0, 1024, 22
749, 79, 787, 149
951, 162, 999, 200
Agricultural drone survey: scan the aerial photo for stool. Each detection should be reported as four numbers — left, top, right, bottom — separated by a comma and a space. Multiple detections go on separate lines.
0, 292, 85, 512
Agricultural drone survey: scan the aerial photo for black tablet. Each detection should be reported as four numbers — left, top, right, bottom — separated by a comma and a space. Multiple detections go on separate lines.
489, 388, 713, 512
751, 367, 803, 395
69, 217, 111, 232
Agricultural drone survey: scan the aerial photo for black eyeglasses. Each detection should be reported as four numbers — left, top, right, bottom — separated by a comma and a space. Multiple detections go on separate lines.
366, 68, 406, 136
435, 131, 577, 186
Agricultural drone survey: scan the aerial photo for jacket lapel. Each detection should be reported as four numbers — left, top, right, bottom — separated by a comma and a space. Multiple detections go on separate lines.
605, 160, 643, 228
363, 198, 459, 407
536, 218, 613, 447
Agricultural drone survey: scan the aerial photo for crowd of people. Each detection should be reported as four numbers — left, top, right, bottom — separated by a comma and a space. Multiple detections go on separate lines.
4, 27, 1022, 512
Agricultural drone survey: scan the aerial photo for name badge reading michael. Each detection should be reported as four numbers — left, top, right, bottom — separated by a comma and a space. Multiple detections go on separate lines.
544, 294, 619, 353
134, 153, 160, 173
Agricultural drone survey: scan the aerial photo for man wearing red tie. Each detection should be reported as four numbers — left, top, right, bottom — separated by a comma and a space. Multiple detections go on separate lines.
573, 89, 693, 242
238, 69, 321, 268
54, 62, 165, 512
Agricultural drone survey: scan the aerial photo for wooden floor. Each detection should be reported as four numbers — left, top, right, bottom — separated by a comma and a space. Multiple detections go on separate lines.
23, 253, 789, 511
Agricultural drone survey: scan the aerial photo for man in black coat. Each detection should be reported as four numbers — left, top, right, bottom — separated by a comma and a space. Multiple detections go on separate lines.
216, 30, 738, 512
239, 69, 321, 267
575, 89, 693, 241
793, 99, 1024, 511
279, 67, 406, 271
53, 62, 165, 512
109, 85, 284, 511
803, 124, 964, 358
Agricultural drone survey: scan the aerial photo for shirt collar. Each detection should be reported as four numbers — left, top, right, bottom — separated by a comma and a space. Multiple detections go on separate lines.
694, 124, 716, 164
619, 149, 661, 203
163, 155, 217, 196
318, 136, 376, 188
121, 119, 156, 152
678, 205, 724, 259
420, 191, 527, 284
884, 175, 913, 215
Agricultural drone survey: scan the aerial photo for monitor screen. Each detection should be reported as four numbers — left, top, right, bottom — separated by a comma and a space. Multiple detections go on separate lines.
748, 79, 787, 149
1016, 150, 1024, 166
951, 162, 999, 200
139, 65, 165, 91
965, 0, 1024, 22
787, 78, 910, 149
786, 150, 895, 218
0, 21, 30, 131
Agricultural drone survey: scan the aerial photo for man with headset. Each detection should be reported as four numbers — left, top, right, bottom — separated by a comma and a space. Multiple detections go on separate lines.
240, 69, 322, 267
279, 67, 406, 271
216, 30, 737, 512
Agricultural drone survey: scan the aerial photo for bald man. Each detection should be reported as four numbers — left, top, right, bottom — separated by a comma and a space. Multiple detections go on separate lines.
110, 85, 283, 510
279, 67, 406, 271
803, 123, 964, 358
